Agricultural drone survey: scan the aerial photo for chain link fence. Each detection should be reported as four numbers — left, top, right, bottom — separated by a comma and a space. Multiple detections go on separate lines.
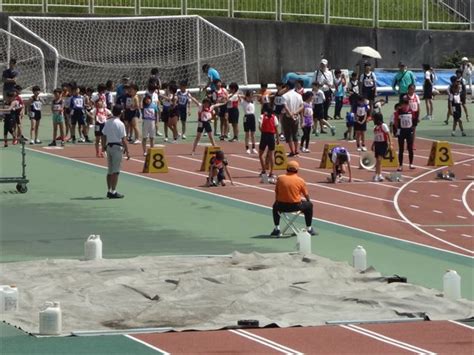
1, 0, 472, 30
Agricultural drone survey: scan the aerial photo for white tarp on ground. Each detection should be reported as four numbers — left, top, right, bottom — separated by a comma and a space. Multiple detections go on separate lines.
1, 252, 472, 335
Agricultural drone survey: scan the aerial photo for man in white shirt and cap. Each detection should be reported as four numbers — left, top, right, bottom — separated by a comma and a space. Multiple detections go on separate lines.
313, 59, 334, 121
460, 57, 472, 102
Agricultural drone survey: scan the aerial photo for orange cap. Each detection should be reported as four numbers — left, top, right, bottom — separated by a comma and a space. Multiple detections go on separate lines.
287, 160, 299, 172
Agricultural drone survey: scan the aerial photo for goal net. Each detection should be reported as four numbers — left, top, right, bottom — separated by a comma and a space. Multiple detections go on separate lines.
0, 29, 46, 95
9, 16, 247, 93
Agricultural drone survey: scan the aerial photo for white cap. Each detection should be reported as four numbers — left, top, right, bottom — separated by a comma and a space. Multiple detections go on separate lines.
320, 59, 328, 65
461, 57, 468, 61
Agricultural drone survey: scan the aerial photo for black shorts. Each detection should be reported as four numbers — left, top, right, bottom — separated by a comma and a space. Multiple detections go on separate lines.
453, 108, 462, 121
243, 114, 256, 132
282, 116, 298, 142
313, 104, 324, 120
354, 119, 367, 131
95, 123, 105, 137
3, 116, 16, 135
124, 109, 139, 122
228, 108, 239, 124
178, 105, 187, 121
197, 120, 212, 133
374, 141, 388, 158
14, 112, 21, 125
362, 88, 375, 101
71, 110, 85, 125
259, 132, 276, 151
161, 108, 170, 123
29, 111, 41, 121
423, 84, 433, 99
274, 105, 283, 115
218, 106, 227, 118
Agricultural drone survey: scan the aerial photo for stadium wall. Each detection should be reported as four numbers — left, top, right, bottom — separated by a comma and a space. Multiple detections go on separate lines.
1, 13, 473, 85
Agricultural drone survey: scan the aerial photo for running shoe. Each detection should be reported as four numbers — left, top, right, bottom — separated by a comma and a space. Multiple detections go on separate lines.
157, 131, 163, 136
330, 126, 336, 136
164, 137, 169, 142
270, 228, 281, 237
409, 165, 415, 170
109, 192, 124, 199
246, 149, 251, 154
361, 146, 367, 152
356, 147, 362, 152
451, 132, 455, 136
85, 138, 93, 143
12, 139, 18, 145
60, 141, 65, 146
107, 191, 113, 198
48, 141, 56, 147
306, 227, 318, 236
133, 139, 141, 144
4, 142, 8, 147
462, 132, 467, 136
30, 140, 34, 145
252, 148, 258, 154
34, 139, 41, 144
397, 166, 403, 172
182, 134, 187, 139
78, 138, 85, 143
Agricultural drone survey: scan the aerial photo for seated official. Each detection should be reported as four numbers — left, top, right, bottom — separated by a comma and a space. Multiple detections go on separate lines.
271, 160, 317, 237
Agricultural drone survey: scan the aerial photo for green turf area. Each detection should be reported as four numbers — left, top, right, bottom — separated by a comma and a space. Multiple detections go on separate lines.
0, 322, 162, 355
1, 0, 468, 30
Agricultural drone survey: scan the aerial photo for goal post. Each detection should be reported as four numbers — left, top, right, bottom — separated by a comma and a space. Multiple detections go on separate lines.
0, 29, 46, 94
8, 16, 247, 93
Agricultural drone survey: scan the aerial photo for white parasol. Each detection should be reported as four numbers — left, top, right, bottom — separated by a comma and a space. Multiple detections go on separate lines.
352, 46, 382, 59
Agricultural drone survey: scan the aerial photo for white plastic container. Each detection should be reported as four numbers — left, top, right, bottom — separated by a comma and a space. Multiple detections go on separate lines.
84, 234, 102, 260
39, 302, 62, 335
352, 246, 367, 271
443, 270, 461, 300
296, 231, 311, 254
0, 285, 18, 312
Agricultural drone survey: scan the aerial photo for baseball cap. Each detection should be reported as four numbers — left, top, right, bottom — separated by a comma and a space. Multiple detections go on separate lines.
287, 160, 299, 172
398, 61, 407, 67
461, 57, 468, 61
320, 59, 328, 65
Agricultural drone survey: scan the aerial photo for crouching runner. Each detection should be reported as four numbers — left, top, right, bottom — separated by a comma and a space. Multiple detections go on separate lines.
271, 160, 317, 237
329, 146, 352, 183
207, 150, 234, 187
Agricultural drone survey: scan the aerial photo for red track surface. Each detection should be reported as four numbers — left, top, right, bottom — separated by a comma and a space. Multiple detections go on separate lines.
31, 137, 474, 257
129, 320, 473, 354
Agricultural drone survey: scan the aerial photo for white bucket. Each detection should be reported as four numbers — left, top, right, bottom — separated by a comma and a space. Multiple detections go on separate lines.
39, 301, 62, 335
84, 234, 102, 260
352, 246, 367, 271
443, 270, 461, 300
296, 231, 311, 254
0, 285, 18, 312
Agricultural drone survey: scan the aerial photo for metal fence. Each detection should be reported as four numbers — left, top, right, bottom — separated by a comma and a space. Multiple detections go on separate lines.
1, 0, 472, 30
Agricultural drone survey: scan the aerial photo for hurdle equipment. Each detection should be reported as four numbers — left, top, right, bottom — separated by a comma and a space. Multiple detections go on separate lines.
280, 211, 303, 236
273, 144, 288, 170
427, 141, 453, 167
200, 146, 221, 172
436, 170, 455, 181
143, 147, 168, 173
319, 144, 338, 169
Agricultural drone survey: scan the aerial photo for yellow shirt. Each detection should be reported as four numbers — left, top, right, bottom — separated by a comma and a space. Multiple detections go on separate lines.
275, 173, 308, 203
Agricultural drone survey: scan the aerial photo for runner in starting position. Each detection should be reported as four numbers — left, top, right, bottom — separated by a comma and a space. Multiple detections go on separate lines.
329, 146, 352, 183
207, 150, 234, 187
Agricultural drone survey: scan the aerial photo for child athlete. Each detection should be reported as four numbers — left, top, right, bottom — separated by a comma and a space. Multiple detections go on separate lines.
207, 150, 234, 187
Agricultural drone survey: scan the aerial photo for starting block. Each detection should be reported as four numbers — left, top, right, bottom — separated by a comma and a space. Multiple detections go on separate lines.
260, 173, 276, 184
280, 211, 302, 236
386, 172, 402, 182
200, 146, 221, 171
436, 170, 455, 181
319, 144, 338, 169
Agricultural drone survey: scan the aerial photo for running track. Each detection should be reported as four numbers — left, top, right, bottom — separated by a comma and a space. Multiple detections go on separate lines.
126, 320, 473, 354
30, 137, 474, 258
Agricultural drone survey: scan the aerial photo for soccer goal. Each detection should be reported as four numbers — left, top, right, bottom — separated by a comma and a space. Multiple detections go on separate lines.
0, 29, 46, 94
9, 16, 247, 93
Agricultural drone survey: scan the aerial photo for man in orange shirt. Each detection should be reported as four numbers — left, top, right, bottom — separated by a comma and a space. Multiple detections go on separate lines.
271, 161, 317, 237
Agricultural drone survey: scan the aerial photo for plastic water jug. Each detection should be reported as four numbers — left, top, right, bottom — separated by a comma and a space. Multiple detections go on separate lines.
296, 231, 311, 254
84, 234, 102, 260
0, 285, 18, 312
443, 270, 461, 300
352, 246, 367, 271
39, 302, 62, 335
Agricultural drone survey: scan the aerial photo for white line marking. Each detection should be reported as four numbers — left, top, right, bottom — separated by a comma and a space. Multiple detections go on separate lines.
410, 205, 420, 209
347, 325, 436, 354
125, 334, 170, 354
461, 234, 473, 238
340, 325, 427, 354
435, 228, 446, 232
457, 215, 468, 219
228, 330, 297, 354
416, 136, 474, 149
450, 184, 459, 188
461, 182, 474, 216
179, 156, 406, 223
448, 320, 474, 330
306, 182, 394, 203
463, 164, 471, 167
453, 198, 462, 202
393, 157, 474, 255
409, 190, 418, 193
430, 194, 439, 198
232, 329, 303, 354
26, 147, 473, 259
433, 210, 443, 214
468, 175, 474, 179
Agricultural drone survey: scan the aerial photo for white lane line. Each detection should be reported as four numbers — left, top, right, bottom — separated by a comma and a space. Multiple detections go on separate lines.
453, 198, 462, 202
436, 228, 447, 232
409, 190, 418, 193
463, 164, 471, 167
433, 210, 443, 214
393, 157, 474, 255
457, 215, 468, 219
410, 205, 420, 209
450, 184, 459, 188
448, 320, 474, 330
430, 194, 440, 198
340, 325, 431, 354
306, 182, 394, 203
125, 335, 170, 354
179, 156, 406, 223
461, 234, 473, 238
229, 329, 301, 354
468, 175, 474, 179
27, 147, 473, 260
461, 182, 474, 216
234, 329, 303, 354
416, 136, 474, 149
